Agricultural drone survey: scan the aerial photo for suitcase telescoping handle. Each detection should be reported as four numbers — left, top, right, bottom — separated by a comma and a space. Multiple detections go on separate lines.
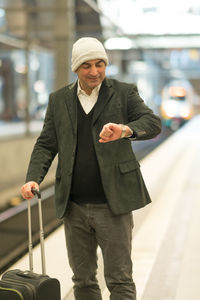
27, 188, 46, 275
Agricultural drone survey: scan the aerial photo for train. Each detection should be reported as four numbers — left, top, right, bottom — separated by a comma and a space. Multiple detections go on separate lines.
160, 80, 194, 130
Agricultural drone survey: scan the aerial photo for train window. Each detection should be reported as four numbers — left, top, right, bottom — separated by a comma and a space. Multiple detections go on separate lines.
170, 95, 185, 101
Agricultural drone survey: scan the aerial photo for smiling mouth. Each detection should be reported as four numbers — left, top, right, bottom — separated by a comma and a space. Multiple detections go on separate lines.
89, 79, 99, 84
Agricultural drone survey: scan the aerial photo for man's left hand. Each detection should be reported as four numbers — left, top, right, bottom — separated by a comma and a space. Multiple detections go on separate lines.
99, 123, 131, 143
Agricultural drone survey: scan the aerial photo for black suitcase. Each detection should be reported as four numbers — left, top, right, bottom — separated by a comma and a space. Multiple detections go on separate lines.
0, 189, 61, 300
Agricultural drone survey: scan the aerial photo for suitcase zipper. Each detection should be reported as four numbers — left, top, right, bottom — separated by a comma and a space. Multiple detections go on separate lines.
0, 286, 23, 299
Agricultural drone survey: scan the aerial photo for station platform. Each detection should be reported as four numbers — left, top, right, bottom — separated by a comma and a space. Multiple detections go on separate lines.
3, 115, 200, 300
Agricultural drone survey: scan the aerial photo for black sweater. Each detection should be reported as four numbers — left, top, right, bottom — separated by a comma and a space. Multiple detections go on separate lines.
70, 99, 107, 204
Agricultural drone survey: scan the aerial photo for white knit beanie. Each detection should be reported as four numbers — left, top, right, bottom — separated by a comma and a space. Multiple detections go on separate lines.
71, 37, 109, 72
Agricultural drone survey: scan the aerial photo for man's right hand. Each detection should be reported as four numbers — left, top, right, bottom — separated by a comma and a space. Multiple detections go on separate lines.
21, 181, 39, 200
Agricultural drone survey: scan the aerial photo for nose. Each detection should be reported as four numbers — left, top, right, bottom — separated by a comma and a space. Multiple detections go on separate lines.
89, 65, 98, 76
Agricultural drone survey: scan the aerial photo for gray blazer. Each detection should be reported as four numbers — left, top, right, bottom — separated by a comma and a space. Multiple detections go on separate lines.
26, 78, 161, 218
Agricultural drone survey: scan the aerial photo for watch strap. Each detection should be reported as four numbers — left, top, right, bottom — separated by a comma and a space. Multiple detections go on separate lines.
119, 124, 127, 138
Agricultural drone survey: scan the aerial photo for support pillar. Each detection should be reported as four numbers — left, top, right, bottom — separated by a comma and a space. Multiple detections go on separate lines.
54, 0, 75, 90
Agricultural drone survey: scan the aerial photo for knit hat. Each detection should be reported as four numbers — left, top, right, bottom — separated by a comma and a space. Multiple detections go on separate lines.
71, 37, 109, 72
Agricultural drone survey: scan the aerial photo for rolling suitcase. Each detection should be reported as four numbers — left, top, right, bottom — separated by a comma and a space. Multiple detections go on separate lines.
0, 189, 61, 300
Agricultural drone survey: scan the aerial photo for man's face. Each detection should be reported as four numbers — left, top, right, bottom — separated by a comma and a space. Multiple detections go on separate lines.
76, 59, 106, 95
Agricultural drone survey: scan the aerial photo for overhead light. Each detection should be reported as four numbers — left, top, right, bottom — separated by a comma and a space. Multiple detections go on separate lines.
15, 64, 27, 74
34, 80, 45, 93
104, 37, 133, 50
0, 8, 5, 18
30, 56, 40, 71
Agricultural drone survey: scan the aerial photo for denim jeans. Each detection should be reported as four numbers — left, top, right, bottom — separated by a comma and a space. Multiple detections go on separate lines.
63, 202, 136, 300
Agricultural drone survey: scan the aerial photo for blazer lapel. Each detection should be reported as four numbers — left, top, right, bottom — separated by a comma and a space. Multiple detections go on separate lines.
65, 81, 77, 135
92, 78, 114, 125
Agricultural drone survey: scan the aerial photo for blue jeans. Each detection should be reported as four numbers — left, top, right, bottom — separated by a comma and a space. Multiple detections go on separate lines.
63, 202, 136, 300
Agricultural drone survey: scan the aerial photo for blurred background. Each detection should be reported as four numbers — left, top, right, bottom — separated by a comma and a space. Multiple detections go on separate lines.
1, 0, 200, 209
1, 0, 200, 206
0, 0, 200, 277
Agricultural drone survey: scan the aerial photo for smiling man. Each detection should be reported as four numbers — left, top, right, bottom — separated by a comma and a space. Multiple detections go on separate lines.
21, 37, 161, 300
77, 59, 105, 94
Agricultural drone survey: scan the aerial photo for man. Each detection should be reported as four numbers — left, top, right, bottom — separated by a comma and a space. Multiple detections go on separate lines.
21, 37, 161, 300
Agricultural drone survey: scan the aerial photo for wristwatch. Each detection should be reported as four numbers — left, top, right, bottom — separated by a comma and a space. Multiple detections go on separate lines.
119, 124, 127, 138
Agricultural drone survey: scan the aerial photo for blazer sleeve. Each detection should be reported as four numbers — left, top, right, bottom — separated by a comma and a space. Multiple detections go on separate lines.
126, 84, 161, 140
26, 93, 58, 184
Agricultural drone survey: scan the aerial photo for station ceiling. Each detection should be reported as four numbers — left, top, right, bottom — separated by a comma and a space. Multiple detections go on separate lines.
0, 0, 200, 50
0, 0, 102, 50
98, 0, 200, 49
98, 0, 200, 35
